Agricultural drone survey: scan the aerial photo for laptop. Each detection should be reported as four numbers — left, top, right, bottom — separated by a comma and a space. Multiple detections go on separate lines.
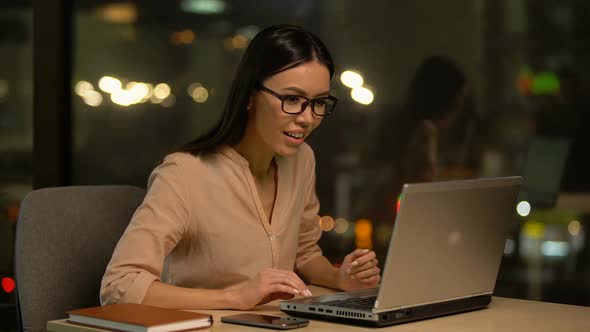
281, 176, 522, 327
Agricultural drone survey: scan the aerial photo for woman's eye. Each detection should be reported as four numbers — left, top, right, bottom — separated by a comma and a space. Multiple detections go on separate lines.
315, 99, 326, 107
284, 96, 301, 104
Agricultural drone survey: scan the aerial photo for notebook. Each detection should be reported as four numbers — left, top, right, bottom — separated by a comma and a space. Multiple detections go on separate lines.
67, 303, 212, 332
281, 177, 522, 327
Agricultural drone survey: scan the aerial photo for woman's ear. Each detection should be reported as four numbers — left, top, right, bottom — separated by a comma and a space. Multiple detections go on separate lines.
247, 96, 254, 112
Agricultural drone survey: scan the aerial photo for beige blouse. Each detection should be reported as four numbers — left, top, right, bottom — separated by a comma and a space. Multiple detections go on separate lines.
100, 144, 323, 305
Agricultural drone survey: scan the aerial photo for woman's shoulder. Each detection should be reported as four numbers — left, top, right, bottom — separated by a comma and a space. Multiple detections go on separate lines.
148, 151, 221, 188
156, 151, 218, 177
162, 151, 202, 169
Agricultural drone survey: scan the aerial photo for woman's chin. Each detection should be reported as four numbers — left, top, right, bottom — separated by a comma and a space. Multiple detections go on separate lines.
274, 144, 301, 157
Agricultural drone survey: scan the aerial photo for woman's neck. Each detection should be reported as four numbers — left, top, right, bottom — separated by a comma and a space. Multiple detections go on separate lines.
233, 132, 275, 179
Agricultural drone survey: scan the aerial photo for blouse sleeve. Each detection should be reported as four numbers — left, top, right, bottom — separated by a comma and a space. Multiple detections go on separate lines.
294, 148, 323, 271
100, 156, 190, 305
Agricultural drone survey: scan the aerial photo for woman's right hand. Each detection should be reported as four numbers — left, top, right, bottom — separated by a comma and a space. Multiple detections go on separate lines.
230, 268, 312, 310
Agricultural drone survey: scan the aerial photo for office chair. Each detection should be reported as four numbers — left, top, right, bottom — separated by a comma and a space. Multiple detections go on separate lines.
14, 186, 146, 332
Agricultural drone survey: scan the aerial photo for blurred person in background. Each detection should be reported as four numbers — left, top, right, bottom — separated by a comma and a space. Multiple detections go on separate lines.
388, 55, 469, 191
361, 55, 470, 258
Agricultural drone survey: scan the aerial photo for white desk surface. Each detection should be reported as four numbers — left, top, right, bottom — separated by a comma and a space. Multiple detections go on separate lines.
48, 285, 590, 332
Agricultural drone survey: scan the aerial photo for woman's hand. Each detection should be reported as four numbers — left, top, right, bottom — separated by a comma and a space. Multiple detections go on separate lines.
337, 249, 381, 291
230, 268, 312, 310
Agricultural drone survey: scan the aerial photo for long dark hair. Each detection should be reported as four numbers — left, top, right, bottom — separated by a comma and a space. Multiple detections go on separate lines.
370, 55, 466, 164
401, 55, 467, 123
177, 24, 334, 156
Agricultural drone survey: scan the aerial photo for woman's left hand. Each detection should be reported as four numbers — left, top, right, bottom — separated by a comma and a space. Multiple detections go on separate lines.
336, 249, 381, 291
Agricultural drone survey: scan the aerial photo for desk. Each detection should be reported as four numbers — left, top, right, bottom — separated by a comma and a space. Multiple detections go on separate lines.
48, 286, 590, 332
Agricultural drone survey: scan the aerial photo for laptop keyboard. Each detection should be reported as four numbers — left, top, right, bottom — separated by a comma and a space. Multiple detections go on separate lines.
322, 296, 377, 310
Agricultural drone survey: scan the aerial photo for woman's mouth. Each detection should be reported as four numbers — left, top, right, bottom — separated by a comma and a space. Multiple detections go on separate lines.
283, 131, 305, 139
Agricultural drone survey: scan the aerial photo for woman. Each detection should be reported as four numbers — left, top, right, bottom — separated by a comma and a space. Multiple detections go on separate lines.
100, 25, 380, 310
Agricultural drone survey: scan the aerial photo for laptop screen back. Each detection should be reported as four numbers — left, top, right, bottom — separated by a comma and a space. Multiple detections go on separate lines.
375, 177, 521, 312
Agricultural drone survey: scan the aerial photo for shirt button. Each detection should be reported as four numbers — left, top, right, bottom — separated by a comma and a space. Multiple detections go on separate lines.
269, 234, 275, 240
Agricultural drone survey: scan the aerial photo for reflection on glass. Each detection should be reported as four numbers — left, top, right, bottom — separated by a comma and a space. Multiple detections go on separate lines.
0, 2, 32, 329
67, 0, 590, 306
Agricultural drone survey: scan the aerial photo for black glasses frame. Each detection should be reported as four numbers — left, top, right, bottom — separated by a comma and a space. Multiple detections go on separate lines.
258, 85, 337, 116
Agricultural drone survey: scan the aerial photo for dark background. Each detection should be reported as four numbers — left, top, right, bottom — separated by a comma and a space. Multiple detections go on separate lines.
2, 0, 590, 330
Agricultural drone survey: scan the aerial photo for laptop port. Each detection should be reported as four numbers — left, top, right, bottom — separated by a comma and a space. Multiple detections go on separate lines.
309, 307, 316, 311
326, 310, 333, 313
318, 308, 324, 312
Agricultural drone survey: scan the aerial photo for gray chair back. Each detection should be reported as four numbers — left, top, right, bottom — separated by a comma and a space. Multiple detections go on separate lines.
14, 186, 145, 332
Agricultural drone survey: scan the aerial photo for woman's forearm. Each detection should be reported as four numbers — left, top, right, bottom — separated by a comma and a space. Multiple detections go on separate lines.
297, 256, 341, 290
142, 281, 239, 309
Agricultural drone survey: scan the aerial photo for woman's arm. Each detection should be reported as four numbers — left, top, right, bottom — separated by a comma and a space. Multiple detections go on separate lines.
143, 281, 238, 309
144, 268, 310, 310
298, 250, 381, 292
100, 158, 190, 306
296, 255, 339, 290
295, 147, 380, 292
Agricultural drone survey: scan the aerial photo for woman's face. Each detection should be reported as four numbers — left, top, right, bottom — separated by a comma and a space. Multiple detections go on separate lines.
248, 60, 331, 157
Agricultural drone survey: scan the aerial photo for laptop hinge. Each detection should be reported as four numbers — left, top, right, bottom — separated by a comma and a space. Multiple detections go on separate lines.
372, 301, 401, 314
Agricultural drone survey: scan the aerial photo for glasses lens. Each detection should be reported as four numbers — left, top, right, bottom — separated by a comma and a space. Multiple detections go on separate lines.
313, 98, 335, 116
281, 96, 336, 116
282, 95, 306, 114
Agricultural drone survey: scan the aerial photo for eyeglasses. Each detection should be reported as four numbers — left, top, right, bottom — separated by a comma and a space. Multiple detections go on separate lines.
258, 85, 337, 116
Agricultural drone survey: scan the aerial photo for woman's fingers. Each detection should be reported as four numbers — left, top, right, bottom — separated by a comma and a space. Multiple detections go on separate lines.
351, 266, 380, 280
257, 290, 296, 306
239, 269, 312, 310
358, 274, 381, 285
268, 283, 301, 296
351, 251, 376, 267
347, 257, 378, 274
283, 272, 309, 295
345, 248, 371, 264
261, 269, 312, 296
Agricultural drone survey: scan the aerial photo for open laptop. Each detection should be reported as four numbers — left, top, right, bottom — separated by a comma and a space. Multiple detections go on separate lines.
281, 177, 522, 327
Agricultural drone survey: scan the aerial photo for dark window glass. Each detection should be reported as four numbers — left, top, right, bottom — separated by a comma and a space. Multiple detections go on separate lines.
0, 2, 32, 329
62, 0, 590, 308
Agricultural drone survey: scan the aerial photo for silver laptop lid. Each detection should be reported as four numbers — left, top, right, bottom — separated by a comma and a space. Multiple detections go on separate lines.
374, 177, 522, 313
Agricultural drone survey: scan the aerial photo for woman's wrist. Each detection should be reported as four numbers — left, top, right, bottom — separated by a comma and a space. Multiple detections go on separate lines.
184, 287, 242, 310
334, 268, 347, 290
221, 288, 242, 309
300, 257, 343, 291
323, 264, 343, 290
